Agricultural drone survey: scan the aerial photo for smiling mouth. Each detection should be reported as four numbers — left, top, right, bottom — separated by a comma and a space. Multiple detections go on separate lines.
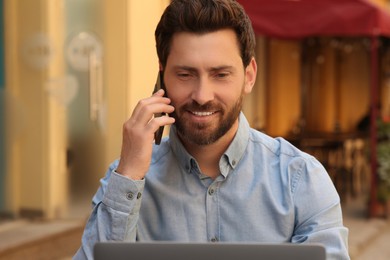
191, 111, 215, 116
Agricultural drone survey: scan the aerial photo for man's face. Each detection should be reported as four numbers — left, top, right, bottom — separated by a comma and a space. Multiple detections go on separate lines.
163, 29, 256, 146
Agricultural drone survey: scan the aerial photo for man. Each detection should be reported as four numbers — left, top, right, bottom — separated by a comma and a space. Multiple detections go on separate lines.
74, 0, 349, 259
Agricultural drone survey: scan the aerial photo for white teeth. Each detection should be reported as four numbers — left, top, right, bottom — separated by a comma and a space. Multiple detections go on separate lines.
192, 111, 214, 116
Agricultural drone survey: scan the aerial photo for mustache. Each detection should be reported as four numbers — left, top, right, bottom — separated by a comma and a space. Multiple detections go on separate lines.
182, 101, 222, 112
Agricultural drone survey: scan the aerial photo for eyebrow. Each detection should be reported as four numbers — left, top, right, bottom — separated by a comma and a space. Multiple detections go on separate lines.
173, 65, 235, 72
210, 65, 235, 72
173, 66, 198, 73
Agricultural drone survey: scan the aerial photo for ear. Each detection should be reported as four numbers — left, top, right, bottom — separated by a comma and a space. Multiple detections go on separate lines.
159, 62, 164, 72
244, 57, 257, 94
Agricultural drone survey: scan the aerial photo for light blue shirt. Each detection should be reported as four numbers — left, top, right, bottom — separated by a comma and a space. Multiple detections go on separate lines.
74, 113, 349, 260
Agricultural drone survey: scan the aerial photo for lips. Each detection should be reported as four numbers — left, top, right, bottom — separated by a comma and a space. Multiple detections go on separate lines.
191, 111, 215, 116
181, 101, 222, 119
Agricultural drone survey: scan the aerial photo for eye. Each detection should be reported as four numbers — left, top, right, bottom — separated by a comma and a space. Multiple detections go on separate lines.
176, 71, 194, 80
178, 73, 190, 78
214, 71, 230, 79
216, 73, 229, 78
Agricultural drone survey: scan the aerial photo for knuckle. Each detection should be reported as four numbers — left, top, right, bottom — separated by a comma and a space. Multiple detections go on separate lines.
138, 98, 148, 106
148, 118, 159, 129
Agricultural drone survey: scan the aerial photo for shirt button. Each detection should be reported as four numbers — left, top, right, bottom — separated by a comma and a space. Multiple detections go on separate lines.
232, 160, 236, 166
208, 188, 215, 196
136, 192, 142, 199
210, 237, 219, 242
126, 192, 134, 200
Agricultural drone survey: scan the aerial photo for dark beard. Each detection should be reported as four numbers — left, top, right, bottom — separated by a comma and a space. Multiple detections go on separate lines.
172, 94, 244, 146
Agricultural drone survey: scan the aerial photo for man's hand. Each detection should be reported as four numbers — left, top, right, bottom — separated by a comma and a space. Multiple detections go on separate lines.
116, 89, 175, 180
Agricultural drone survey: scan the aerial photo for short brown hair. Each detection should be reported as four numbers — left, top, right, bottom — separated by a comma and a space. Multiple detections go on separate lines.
155, 0, 256, 68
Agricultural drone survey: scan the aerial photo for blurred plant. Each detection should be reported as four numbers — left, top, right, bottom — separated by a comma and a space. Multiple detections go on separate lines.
377, 117, 390, 202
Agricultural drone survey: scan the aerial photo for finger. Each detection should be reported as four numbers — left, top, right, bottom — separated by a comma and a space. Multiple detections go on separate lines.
152, 88, 165, 97
146, 114, 176, 133
131, 96, 173, 126
135, 102, 175, 127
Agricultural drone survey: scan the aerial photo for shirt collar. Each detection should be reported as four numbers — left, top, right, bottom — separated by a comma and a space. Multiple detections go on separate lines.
169, 125, 196, 174
169, 112, 250, 177
223, 112, 249, 172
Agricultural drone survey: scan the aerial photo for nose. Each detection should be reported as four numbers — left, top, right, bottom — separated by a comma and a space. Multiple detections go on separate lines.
191, 77, 214, 105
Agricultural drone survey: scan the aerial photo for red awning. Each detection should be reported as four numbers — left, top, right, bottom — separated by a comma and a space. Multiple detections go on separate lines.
238, 0, 390, 39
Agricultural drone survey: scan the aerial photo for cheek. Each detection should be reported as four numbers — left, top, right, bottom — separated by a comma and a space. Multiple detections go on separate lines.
164, 77, 189, 101
165, 87, 188, 107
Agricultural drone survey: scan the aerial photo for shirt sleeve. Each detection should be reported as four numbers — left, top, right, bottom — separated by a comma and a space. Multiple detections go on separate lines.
73, 161, 145, 260
290, 156, 350, 260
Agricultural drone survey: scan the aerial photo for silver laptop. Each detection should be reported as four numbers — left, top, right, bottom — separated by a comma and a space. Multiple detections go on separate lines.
94, 242, 326, 260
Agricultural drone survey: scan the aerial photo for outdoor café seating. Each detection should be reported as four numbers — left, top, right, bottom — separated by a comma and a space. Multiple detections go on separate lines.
288, 133, 370, 201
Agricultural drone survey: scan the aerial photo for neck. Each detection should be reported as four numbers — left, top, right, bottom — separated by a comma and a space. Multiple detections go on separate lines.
180, 120, 238, 179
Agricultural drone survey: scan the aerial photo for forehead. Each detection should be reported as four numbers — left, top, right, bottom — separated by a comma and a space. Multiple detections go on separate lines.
167, 29, 242, 67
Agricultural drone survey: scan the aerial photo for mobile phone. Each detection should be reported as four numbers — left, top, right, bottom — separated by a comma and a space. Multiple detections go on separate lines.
153, 71, 166, 145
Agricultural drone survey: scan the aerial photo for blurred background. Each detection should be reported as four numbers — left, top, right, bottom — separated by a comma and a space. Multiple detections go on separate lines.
1, 0, 390, 259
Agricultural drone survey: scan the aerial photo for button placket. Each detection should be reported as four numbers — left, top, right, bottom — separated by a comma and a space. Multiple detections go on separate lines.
126, 191, 142, 200
210, 237, 219, 242
126, 192, 134, 200
206, 183, 219, 243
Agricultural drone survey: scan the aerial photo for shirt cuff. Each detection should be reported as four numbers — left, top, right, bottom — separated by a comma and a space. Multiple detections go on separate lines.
102, 170, 145, 214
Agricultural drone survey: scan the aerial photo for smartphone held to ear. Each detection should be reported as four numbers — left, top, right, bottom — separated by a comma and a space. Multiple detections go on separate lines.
153, 71, 166, 145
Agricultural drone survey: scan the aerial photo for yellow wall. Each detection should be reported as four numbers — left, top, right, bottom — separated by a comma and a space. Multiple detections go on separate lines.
265, 38, 371, 137
382, 47, 390, 118
305, 43, 338, 132
305, 39, 370, 133
127, 1, 170, 114
242, 37, 267, 130
103, 1, 170, 168
3, 0, 170, 219
370, 0, 388, 7
266, 39, 301, 137
339, 43, 370, 131
5, 0, 67, 218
